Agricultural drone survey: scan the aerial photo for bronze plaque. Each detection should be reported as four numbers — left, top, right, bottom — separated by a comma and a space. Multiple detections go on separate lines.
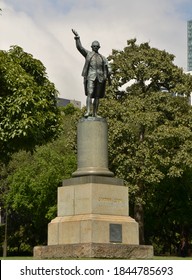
110, 224, 122, 243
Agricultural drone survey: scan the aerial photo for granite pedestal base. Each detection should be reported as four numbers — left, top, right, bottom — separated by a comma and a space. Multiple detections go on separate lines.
33, 176, 153, 259
34, 243, 154, 259
48, 214, 138, 245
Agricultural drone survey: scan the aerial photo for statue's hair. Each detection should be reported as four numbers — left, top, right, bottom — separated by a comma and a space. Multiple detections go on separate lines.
91, 40, 100, 47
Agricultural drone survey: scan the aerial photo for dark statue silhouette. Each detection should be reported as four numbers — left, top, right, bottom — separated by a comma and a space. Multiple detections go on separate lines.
72, 29, 110, 118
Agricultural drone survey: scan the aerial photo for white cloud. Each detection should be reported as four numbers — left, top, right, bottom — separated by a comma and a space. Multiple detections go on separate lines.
0, 0, 191, 106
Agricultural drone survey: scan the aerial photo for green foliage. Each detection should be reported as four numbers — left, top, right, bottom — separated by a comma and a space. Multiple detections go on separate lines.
99, 38, 192, 246
5, 126, 77, 251
145, 171, 192, 254
60, 103, 81, 116
0, 46, 61, 162
0, 108, 79, 253
108, 39, 192, 99
101, 94, 192, 193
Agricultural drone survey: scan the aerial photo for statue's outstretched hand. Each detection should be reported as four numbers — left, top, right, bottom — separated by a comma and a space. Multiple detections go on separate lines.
72, 29, 79, 38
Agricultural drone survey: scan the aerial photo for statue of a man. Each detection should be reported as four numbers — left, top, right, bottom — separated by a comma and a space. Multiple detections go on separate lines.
72, 29, 110, 117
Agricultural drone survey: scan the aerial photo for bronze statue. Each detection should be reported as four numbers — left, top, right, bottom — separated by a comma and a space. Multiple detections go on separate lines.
72, 29, 110, 117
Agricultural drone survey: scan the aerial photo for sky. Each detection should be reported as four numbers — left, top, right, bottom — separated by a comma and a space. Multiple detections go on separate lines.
0, 0, 192, 106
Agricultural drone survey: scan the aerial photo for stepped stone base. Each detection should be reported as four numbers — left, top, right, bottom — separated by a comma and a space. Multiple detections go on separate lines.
48, 214, 139, 245
33, 117, 154, 260
34, 243, 153, 259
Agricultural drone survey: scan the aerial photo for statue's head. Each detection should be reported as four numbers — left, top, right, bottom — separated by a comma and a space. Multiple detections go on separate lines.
91, 40, 100, 52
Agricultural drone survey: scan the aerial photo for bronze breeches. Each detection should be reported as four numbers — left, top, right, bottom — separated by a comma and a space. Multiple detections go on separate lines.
84, 78, 106, 98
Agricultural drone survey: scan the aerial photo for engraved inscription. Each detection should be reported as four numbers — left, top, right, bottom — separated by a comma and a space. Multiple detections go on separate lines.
98, 197, 123, 203
98, 197, 112, 202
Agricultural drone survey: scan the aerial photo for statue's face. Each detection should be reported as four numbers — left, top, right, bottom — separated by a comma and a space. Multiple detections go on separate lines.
91, 41, 100, 52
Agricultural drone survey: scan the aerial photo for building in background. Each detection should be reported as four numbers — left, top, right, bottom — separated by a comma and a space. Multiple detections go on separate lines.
57, 98, 81, 109
187, 20, 192, 71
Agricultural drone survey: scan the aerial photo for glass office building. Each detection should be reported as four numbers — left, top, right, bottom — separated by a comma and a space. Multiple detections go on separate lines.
187, 20, 192, 71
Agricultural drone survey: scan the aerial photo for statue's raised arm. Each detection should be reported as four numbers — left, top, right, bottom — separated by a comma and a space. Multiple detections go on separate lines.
72, 29, 79, 38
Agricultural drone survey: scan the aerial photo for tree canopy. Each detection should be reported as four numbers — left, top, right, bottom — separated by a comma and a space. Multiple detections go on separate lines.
0, 45, 61, 256
1, 39, 192, 255
1, 110, 79, 254
108, 39, 192, 98
0, 46, 61, 163
100, 39, 192, 245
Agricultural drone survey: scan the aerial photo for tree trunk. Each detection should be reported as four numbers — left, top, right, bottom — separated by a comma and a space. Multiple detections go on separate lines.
3, 208, 8, 257
134, 201, 145, 245
134, 126, 146, 245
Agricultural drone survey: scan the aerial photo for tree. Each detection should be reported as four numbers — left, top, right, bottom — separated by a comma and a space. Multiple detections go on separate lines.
144, 170, 192, 255
6, 146, 75, 252
99, 39, 192, 245
1, 110, 79, 254
0, 45, 61, 163
0, 45, 61, 255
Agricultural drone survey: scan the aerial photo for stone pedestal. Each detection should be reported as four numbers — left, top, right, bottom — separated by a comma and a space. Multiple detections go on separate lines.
33, 117, 153, 259
72, 118, 114, 177
47, 176, 138, 246
34, 243, 153, 259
